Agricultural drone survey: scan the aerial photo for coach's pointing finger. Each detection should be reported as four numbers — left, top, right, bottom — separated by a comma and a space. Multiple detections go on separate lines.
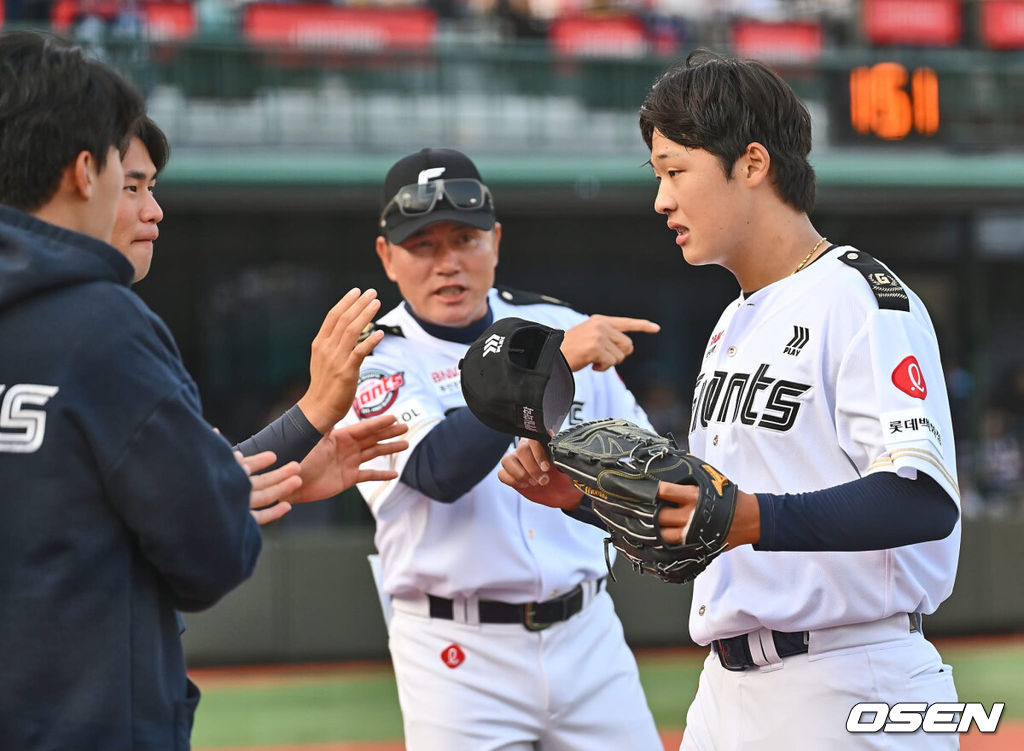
562, 314, 661, 371
605, 316, 662, 334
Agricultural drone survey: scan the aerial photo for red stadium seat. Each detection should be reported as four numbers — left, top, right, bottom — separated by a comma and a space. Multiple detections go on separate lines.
52, 0, 193, 39
242, 4, 437, 52
731, 20, 823, 64
549, 14, 648, 59
51, 0, 121, 33
980, 0, 1024, 49
863, 0, 962, 46
142, 1, 195, 41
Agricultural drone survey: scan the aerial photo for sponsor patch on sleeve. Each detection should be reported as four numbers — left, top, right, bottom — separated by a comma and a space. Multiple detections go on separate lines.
353, 369, 405, 418
882, 409, 943, 450
891, 355, 928, 400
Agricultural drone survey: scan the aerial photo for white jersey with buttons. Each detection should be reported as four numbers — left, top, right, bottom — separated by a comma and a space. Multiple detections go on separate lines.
687, 246, 960, 645
348, 287, 651, 603
346, 288, 661, 751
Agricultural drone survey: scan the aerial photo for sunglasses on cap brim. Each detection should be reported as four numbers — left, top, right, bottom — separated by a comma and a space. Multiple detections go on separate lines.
380, 178, 494, 224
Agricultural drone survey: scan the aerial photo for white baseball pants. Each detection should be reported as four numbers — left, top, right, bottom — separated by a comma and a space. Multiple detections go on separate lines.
388, 588, 662, 751
681, 613, 959, 750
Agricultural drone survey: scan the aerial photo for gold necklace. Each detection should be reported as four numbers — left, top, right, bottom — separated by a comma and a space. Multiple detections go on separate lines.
793, 236, 828, 275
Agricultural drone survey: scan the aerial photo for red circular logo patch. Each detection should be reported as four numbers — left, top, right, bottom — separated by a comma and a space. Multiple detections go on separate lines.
441, 643, 465, 669
891, 355, 928, 400
353, 369, 405, 418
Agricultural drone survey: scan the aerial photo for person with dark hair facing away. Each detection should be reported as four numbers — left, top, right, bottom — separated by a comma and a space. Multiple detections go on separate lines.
501, 50, 961, 750
0, 31, 296, 748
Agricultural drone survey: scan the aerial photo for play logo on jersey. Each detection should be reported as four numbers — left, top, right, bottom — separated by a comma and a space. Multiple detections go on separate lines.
441, 643, 465, 669
891, 356, 927, 400
353, 369, 405, 418
783, 325, 810, 356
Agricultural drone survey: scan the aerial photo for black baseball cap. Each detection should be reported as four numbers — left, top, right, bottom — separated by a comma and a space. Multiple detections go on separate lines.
460, 318, 575, 444
379, 147, 496, 245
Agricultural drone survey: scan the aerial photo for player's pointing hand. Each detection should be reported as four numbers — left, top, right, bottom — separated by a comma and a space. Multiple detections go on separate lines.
561, 314, 660, 372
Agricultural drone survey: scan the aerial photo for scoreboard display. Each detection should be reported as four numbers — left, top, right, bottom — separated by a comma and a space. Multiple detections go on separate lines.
848, 63, 939, 140
829, 60, 946, 145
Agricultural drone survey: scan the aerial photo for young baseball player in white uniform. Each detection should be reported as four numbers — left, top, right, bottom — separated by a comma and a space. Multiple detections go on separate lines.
345, 148, 663, 750
500, 51, 960, 750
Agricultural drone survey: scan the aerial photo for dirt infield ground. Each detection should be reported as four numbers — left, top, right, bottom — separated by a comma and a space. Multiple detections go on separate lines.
201, 725, 1024, 751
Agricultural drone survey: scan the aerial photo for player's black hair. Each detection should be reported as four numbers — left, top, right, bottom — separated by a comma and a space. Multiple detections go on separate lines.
0, 31, 145, 212
133, 116, 170, 175
639, 49, 816, 213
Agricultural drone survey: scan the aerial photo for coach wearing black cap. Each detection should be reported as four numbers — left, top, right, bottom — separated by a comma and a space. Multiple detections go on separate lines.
378, 147, 498, 244
340, 147, 663, 750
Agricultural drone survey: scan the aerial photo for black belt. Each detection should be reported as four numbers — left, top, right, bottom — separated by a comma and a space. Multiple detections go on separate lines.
427, 579, 604, 632
712, 612, 923, 672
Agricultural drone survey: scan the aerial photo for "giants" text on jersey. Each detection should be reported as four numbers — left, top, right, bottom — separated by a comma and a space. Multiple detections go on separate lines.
690, 364, 811, 433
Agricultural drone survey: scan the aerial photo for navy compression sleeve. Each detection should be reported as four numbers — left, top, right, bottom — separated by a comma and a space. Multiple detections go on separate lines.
232, 404, 323, 469
755, 471, 958, 552
400, 407, 513, 503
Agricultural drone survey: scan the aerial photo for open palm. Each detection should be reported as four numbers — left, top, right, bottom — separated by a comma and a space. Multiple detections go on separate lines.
286, 414, 409, 503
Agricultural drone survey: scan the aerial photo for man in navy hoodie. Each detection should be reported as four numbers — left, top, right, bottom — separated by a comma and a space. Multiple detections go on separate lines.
0, 31, 283, 749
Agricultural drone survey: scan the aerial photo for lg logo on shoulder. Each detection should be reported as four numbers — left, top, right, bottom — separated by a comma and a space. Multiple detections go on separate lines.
0, 384, 59, 453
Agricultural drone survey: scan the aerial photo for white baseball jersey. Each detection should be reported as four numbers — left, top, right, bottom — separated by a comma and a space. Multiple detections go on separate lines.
687, 246, 960, 644
348, 288, 651, 603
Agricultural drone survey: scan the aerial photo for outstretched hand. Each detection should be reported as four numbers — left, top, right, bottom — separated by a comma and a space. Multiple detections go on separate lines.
283, 414, 409, 504
236, 450, 302, 525
497, 437, 583, 510
297, 288, 386, 434
561, 315, 660, 372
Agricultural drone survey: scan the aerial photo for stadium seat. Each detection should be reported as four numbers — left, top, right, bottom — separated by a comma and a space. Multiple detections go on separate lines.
731, 19, 824, 64
242, 4, 437, 52
548, 14, 648, 59
863, 0, 962, 46
979, 0, 1024, 49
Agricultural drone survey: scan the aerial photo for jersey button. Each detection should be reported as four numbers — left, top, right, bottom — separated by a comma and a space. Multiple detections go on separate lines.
698, 605, 706, 616
713, 435, 719, 446
727, 346, 737, 357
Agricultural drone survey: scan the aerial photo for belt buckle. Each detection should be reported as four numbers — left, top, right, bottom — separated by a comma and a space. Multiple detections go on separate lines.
523, 602, 553, 631
712, 639, 749, 672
